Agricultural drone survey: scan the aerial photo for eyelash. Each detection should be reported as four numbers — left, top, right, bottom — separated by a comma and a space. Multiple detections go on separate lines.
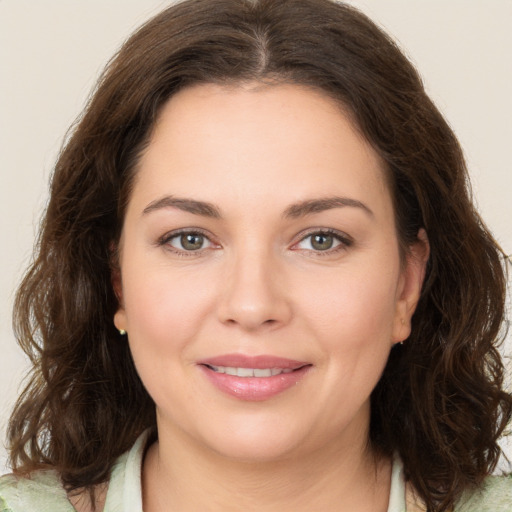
157, 228, 353, 257
292, 228, 353, 256
158, 228, 216, 257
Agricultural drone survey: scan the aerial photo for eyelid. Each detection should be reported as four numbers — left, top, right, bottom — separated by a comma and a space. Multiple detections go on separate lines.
290, 228, 353, 253
158, 227, 220, 255
156, 227, 352, 256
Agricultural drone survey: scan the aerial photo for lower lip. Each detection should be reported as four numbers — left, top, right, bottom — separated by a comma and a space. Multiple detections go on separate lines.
199, 365, 311, 401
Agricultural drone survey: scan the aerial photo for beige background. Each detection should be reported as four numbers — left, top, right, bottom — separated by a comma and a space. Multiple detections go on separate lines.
1, 0, 511, 473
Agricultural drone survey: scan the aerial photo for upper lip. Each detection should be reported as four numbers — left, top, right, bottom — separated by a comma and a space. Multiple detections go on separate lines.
198, 354, 310, 370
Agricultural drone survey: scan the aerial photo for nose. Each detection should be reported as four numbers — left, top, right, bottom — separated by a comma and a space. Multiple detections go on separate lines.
216, 247, 292, 331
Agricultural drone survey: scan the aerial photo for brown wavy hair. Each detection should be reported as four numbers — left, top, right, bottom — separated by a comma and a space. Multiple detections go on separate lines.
8, 0, 511, 510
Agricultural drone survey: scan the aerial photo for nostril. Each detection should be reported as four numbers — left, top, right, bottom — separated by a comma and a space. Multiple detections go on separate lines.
224, 318, 277, 328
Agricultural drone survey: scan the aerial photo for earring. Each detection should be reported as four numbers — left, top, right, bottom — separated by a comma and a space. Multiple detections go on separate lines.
119, 329, 127, 336
399, 319, 406, 345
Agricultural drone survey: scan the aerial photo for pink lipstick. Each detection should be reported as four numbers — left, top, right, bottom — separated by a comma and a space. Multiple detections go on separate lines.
198, 354, 312, 401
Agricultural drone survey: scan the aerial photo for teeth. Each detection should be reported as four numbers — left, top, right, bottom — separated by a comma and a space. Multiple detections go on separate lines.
254, 368, 272, 377
208, 365, 295, 377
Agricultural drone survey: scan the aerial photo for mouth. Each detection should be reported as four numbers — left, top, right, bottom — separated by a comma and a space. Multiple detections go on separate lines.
203, 365, 303, 377
198, 354, 312, 401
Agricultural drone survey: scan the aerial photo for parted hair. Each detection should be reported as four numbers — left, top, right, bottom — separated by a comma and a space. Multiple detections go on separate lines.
8, 1, 511, 511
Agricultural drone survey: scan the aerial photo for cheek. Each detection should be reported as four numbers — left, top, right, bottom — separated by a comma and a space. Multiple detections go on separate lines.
300, 261, 401, 348
297, 256, 400, 401
121, 260, 217, 358
120, 262, 220, 412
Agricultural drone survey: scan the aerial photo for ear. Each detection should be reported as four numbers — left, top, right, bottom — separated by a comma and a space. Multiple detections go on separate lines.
114, 306, 127, 334
110, 243, 127, 333
112, 267, 127, 332
392, 229, 430, 344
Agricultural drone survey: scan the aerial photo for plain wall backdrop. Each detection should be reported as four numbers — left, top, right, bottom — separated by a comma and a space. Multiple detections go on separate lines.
1, 0, 511, 473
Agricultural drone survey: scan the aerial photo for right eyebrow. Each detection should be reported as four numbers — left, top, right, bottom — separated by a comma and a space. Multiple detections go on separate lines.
142, 196, 222, 218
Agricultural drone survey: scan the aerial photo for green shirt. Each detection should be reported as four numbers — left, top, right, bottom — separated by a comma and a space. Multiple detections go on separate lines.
1, 432, 510, 511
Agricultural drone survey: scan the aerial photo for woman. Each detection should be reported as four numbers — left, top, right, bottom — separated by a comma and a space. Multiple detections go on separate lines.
1, 0, 510, 511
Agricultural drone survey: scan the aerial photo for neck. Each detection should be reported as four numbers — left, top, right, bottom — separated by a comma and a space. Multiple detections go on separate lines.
142, 422, 392, 512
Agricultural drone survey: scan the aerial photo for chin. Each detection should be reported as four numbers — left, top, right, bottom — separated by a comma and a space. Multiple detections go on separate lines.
195, 415, 310, 463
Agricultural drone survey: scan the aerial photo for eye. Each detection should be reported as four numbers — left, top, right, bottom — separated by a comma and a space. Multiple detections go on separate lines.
164, 231, 214, 252
293, 230, 351, 253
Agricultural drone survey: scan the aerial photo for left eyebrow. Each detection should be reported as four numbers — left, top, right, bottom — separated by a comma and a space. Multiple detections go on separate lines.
283, 196, 374, 219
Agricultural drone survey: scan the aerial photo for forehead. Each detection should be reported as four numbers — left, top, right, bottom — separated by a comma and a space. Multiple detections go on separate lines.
129, 82, 391, 219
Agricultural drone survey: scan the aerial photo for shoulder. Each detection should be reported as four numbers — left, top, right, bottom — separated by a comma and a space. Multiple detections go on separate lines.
456, 474, 512, 512
0, 470, 75, 512
0, 430, 151, 512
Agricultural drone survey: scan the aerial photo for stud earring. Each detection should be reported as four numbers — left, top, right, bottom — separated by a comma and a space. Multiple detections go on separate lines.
119, 329, 127, 336
399, 319, 406, 345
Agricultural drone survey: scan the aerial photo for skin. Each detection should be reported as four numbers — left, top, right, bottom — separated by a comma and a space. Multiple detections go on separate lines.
114, 83, 429, 511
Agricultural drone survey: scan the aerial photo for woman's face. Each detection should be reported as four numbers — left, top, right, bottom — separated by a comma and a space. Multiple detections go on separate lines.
115, 83, 427, 461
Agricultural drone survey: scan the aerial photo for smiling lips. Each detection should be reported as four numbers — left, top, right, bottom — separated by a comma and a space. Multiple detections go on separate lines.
198, 354, 312, 401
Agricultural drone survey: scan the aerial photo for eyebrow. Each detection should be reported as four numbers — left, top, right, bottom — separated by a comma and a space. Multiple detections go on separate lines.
282, 196, 374, 219
142, 195, 373, 219
142, 196, 221, 218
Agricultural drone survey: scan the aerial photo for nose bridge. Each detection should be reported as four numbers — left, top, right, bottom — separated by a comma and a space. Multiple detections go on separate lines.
218, 239, 291, 330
